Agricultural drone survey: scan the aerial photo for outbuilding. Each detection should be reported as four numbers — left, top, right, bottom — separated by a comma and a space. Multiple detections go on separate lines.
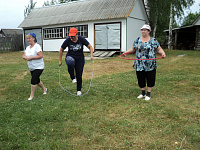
18, 0, 149, 53
164, 15, 200, 50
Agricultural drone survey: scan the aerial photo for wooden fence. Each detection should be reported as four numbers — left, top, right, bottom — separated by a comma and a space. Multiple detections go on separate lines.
0, 35, 23, 53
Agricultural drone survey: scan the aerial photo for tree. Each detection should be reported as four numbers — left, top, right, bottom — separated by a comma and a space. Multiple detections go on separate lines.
24, 0, 37, 18
181, 12, 200, 26
43, 0, 79, 6
167, 0, 194, 49
146, 0, 194, 49
43, 0, 57, 6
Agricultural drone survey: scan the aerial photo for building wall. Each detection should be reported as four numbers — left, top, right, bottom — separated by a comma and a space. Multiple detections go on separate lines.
126, 17, 145, 49
126, 0, 148, 49
42, 18, 127, 52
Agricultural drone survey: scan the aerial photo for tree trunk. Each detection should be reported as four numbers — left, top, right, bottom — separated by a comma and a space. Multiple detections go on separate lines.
153, 8, 158, 38
168, 3, 173, 49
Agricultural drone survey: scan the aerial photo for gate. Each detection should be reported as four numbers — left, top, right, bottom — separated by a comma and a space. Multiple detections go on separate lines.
95, 23, 121, 51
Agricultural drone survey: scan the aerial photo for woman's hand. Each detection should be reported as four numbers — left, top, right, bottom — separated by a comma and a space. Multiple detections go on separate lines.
161, 53, 166, 58
59, 61, 62, 66
123, 47, 135, 56
23, 56, 32, 61
122, 52, 127, 56
23, 55, 27, 60
26, 57, 33, 61
91, 55, 94, 61
157, 46, 166, 58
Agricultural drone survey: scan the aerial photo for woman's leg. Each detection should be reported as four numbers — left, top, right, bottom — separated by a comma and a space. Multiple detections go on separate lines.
146, 69, 156, 98
136, 71, 146, 97
38, 81, 46, 93
75, 56, 85, 92
65, 56, 76, 80
29, 69, 44, 100
29, 84, 37, 99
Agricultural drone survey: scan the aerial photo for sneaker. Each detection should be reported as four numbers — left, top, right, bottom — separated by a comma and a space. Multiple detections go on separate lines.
145, 96, 151, 101
28, 97, 33, 100
72, 79, 77, 84
77, 91, 82, 95
137, 94, 146, 99
43, 88, 47, 95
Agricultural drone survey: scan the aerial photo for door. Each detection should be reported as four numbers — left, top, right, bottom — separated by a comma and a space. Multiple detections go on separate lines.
95, 23, 120, 51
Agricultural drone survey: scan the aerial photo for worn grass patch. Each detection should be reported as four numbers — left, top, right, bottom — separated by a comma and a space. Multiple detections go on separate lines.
0, 50, 199, 149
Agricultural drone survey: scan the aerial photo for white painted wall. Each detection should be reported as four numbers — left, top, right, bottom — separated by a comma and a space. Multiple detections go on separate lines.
43, 18, 127, 52
129, 0, 148, 21
126, 18, 145, 49
126, 0, 148, 50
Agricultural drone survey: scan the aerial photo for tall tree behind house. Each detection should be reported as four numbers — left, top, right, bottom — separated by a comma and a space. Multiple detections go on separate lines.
145, 0, 194, 48
24, 0, 37, 18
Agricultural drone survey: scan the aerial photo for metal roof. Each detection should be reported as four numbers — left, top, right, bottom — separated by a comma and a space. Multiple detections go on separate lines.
18, 0, 136, 28
0, 29, 23, 35
192, 14, 200, 25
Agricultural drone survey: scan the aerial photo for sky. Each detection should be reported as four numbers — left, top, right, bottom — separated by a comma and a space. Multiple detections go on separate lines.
0, 0, 199, 29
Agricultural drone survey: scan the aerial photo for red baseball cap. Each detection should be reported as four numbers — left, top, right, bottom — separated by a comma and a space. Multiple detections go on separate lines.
69, 27, 77, 36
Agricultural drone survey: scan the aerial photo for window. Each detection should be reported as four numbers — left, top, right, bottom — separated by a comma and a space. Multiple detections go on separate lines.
43, 28, 63, 39
65, 25, 88, 38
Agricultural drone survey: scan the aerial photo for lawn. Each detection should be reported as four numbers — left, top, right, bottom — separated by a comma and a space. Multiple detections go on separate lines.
0, 50, 199, 149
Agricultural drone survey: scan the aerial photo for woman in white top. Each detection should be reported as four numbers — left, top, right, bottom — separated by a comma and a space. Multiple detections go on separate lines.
23, 33, 47, 100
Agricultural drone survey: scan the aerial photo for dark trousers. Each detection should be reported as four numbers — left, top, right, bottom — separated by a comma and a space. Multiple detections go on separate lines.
136, 69, 156, 88
65, 55, 85, 91
30, 69, 43, 85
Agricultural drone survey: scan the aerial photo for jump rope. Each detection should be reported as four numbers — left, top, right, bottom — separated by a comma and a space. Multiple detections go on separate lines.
59, 61, 94, 96
59, 52, 163, 96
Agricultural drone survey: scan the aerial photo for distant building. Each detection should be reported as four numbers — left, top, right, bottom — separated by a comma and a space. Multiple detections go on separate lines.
0, 29, 23, 37
18, 0, 149, 52
0, 29, 23, 52
164, 15, 200, 50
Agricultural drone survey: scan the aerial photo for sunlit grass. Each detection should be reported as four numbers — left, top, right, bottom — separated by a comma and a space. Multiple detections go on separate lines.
0, 50, 199, 149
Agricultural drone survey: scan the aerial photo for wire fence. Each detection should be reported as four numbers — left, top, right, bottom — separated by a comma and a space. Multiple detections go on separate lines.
0, 35, 23, 53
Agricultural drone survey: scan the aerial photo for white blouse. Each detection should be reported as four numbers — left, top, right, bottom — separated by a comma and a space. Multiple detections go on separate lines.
25, 43, 44, 71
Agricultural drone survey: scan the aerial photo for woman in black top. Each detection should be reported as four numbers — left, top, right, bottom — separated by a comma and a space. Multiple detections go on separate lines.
59, 27, 94, 95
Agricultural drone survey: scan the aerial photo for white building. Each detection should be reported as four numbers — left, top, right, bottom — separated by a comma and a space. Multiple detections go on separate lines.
18, 0, 149, 52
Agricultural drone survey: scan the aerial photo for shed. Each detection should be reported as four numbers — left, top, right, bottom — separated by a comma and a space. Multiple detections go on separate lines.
164, 15, 200, 50
18, 0, 149, 52
0, 29, 23, 37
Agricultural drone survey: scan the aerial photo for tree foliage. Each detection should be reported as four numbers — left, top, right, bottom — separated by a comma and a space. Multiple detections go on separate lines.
43, 0, 79, 6
24, 0, 37, 18
181, 12, 200, 26
146, 0, 194, 46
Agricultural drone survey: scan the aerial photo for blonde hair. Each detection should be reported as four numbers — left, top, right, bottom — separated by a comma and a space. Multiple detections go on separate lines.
26, 35, 36, 42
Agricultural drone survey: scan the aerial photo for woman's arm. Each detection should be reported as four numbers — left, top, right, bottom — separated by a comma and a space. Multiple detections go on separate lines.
22, 52, 27, 60
25, 51, 43, 61
156, 45, 166, 58
123, 47, 136, 56
87, 44, 94, 61
59, 47, 64, 66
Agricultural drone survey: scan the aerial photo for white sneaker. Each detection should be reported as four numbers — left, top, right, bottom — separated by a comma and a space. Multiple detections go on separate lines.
145, 96, 151, 101
28, 97, 33, 100
77, 91, 82, 95
43, 88, 47, 95
72, 79, 77, 83
137, 94, 146, 99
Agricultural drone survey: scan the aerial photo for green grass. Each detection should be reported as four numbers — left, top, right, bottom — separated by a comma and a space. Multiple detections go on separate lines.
0, 50, 200, 149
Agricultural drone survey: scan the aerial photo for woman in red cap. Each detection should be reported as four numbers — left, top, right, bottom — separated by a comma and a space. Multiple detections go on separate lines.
23, 33, 47, 100
123, 24, 166, 101
59, 27, 94, 95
